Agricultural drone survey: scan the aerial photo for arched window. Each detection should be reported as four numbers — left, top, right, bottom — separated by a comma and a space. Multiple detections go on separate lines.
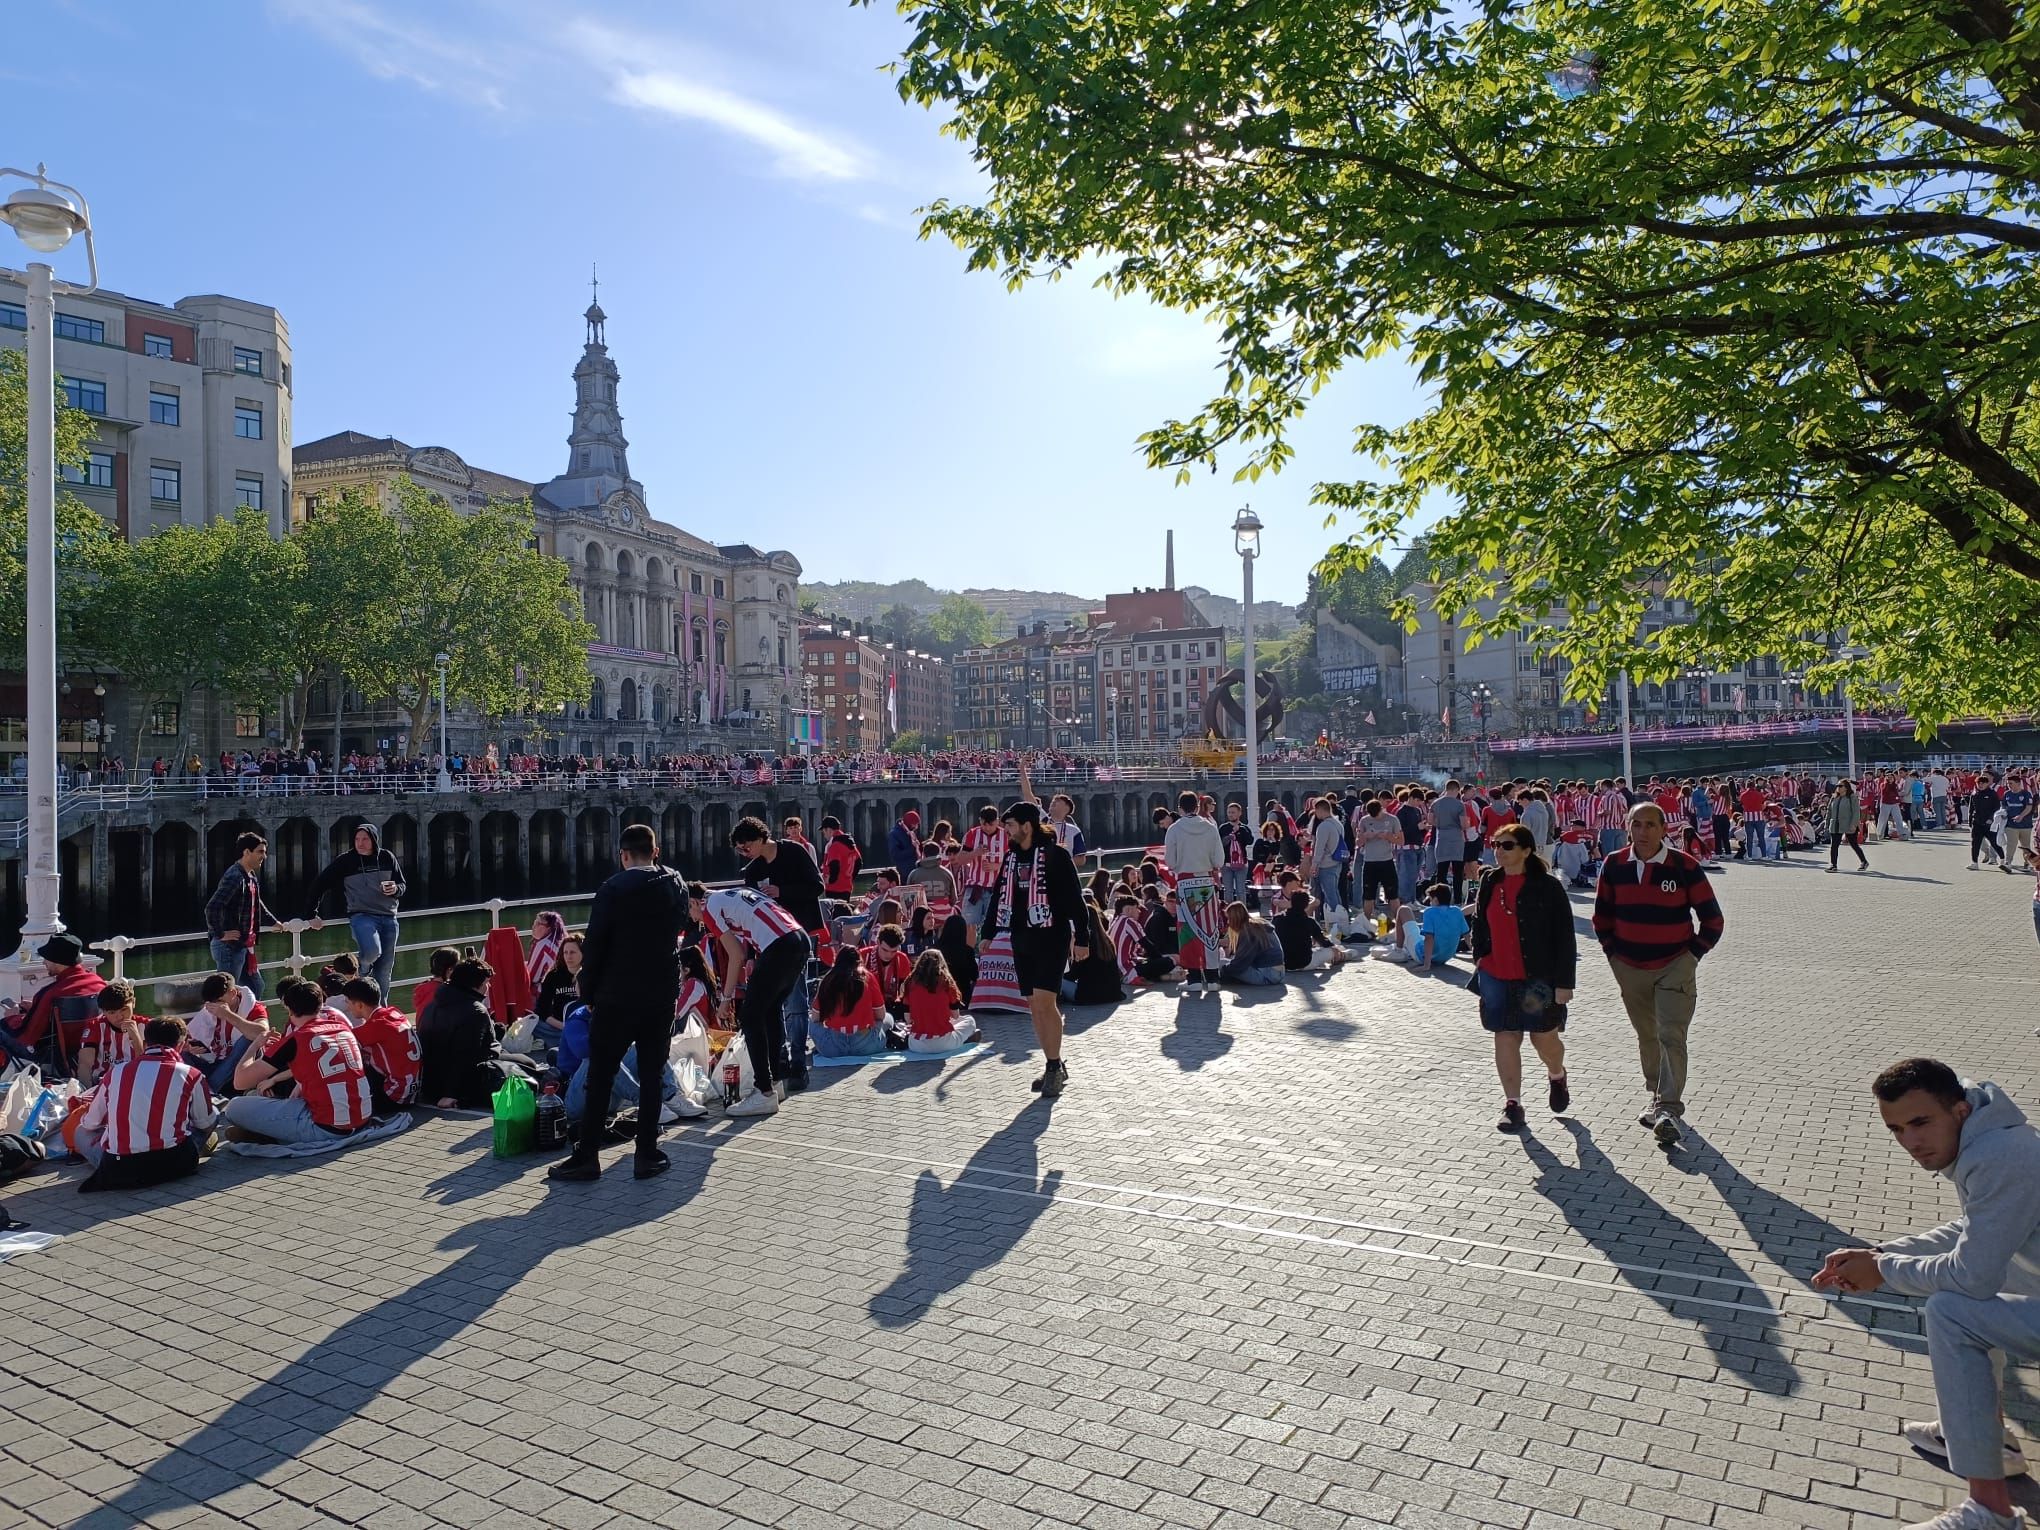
616, 549, 634, 578
619, 679, 638, 720
584, 543, 604, 570
651, 686, 668, 723
589, 677, 607, 718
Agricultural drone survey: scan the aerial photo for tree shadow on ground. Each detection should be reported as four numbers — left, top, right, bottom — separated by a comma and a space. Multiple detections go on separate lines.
1521, 1121, 1801, 1396
868, 1101, 1058, 1329
68, 1157, 710, 1530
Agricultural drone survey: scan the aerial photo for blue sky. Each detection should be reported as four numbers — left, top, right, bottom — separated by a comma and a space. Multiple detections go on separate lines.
12, 0, 1427, 605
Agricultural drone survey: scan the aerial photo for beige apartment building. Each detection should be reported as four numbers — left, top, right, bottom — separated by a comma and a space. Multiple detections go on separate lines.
0, 268, 292, 769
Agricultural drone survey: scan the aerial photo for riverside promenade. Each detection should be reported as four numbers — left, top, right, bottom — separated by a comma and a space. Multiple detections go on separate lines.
5, 833, 2039, 1530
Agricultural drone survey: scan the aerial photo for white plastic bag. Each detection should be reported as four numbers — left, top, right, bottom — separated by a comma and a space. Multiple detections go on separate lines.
672, 1057, 716, 1109
502, 1012, 541, 1056
0, 1066, 43, 1136
710, 1037, 754, 1103
23, 1078, 78, 1141
670, 1016, 710, 1074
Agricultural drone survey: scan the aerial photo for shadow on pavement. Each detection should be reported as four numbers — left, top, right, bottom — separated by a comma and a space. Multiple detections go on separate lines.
1521, 1120, 1801, 1396
1159, 993, 1235, 1072
867, 1101, 1059, 1329
68, 1158, 709, 1530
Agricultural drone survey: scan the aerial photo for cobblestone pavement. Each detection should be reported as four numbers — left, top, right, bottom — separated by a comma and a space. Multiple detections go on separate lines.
7, 833, 2040, 1530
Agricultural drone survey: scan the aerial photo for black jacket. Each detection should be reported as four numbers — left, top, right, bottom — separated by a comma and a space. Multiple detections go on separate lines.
418, 986, 506, 1109
1469, 868, 1578, 988
979, 839, 1086, 947
741, 840, 825, 932
581, 864, 691, 1013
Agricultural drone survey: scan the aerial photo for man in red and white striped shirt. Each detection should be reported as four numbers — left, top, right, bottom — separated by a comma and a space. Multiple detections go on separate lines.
958, 806, 1007, 928
1592, 781, 1632, 858
77, 982, 146, 1089
78, 1016, 215, 1192
223, 979, 375, 1144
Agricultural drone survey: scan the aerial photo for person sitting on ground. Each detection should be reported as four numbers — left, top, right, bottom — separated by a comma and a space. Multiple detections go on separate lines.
1274, 890, 1349, 972
1217, 901, 1285, 986
863, 925, 913, 1020
1112, 895, 1174, 984
1140, 887, 1184, 978
563, 1016, 682, 1133
77, 982, 147, 1090
337, 977, 421, 1112
318, 951, 360, 999
410, 946, 459, 1021
1554, 821, 1594, 886
182, 972, 261, 1092
76, 1016, 215, 1193
904, 905, 939, 958
904, 949, 980, 1052
1814, 1058, 2040, 1530
532, 931, 584, 1046
0, 933, 105, 1069
813, 945, 894, 1057
1061, 898, 1126, 1006
419, 959, 536, 1110
676, 945, 718, 1034
935, 913, 979, 1007
223, 979, 376, 1145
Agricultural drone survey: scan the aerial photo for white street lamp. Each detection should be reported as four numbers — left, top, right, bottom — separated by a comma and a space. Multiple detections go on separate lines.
1617, 669, 1633, 784
435, 652, 453, 790
1232, 505, 1263, 823
1, 164, 96, 976
1835, 645, 1870, 780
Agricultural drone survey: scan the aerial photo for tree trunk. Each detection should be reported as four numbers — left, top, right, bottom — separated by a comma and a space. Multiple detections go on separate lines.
328, 664, 344, 765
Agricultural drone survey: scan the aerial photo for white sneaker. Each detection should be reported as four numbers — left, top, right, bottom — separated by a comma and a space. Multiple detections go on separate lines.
1902, 1499, 2025, 1530
725, 1089, 778, 1118
1904, 1419, 2029, 1478
773, 1080, 787, 1102
660, 1095, 707, 1123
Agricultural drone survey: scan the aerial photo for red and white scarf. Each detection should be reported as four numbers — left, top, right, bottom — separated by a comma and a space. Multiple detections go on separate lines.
1000, 847, 1054, 929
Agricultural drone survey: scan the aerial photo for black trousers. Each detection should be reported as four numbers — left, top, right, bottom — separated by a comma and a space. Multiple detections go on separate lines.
1973, 823, 2004, 862
1829, 829, 1867, 869
739, 936, 807, 1094
578, 1004, 672, 1156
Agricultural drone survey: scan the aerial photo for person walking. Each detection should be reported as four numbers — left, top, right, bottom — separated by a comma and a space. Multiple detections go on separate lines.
1591, 801, 1725, 1147
1826, 780, 1870, 872
2002, 771, 2035, 872
1164, 789, 1226, 997
971, 799, 1086, 1098
1471, 825, 1577, 1133
303, 824, 407, 1000
1814, 1058, 2040, 1530
549, 823, 692, 1182
1971, 772, 2006, 870
203, 832, 282, 1000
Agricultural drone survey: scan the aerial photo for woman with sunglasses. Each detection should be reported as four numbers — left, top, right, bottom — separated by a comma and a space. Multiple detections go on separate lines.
1470, 825, 1579, 1132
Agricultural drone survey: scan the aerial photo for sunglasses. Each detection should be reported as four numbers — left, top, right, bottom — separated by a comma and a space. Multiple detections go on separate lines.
1496, 841, 1532, 852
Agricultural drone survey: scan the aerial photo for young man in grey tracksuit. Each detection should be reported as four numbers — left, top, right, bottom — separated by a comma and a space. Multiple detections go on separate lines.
1815, 1058, 2040, 1530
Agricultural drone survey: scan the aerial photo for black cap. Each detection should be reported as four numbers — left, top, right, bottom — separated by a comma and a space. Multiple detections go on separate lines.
36, 935, 82, 965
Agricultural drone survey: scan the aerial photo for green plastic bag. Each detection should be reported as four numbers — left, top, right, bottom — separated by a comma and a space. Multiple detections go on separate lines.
492, 1072, 536, 1158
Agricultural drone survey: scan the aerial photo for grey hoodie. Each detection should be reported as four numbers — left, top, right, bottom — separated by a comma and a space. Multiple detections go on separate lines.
1877, 1082, 2040, 1299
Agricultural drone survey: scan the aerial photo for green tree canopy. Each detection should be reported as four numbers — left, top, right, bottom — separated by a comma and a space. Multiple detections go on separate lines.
0, 349, 115, 668
927, 593, 996, 654
880, 0, 2040, 722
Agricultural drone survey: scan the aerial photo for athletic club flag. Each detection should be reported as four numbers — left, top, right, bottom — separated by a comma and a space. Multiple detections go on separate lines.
886, 672, 899, 730
1363, 710, 1376, 725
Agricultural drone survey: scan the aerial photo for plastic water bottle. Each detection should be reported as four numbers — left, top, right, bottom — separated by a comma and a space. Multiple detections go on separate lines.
534, 1081, 566, 1151
722, 1060, 741, 1107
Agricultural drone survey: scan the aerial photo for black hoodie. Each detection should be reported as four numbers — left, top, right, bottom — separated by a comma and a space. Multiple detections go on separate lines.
304, 825, 407, 919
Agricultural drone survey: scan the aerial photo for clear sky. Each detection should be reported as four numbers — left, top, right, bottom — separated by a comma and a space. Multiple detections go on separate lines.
11, 0, 1428, 605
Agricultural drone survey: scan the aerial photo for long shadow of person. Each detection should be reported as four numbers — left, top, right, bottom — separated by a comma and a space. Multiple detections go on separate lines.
867, 1101, 1060, 1329
68, 1156, 712, 1530
1521, 1121, 1801, 1396
1159, 993, 1235, 1072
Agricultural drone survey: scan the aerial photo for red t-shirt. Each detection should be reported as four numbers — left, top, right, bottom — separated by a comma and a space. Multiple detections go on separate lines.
1738, 787, 1767, 816
904, 984, 961, 1039
352, 1006, 420, 1106
863, 946, 911, 1002
820, 979, 885, 1034
268, 1014, 373, 1131
409, 977, 439, 1019
1479, 875, 1529, 981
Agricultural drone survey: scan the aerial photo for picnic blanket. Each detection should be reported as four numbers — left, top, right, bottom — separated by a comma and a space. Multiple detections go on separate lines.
810, 1041, 988, 1070
222, 1112, 411, 1158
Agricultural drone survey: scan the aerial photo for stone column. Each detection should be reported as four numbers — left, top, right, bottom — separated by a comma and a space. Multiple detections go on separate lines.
563, 813, 579, 889
468, 812, 485, 901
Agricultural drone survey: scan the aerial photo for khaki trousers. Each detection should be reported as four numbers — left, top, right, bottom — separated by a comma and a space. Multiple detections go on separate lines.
1609, 951, 1699, 1115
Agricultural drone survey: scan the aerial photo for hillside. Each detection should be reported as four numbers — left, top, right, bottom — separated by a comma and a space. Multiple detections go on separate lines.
804, 579, 1098, 629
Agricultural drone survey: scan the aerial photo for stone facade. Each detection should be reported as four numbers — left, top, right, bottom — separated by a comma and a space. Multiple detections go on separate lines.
292, 295, 800, 758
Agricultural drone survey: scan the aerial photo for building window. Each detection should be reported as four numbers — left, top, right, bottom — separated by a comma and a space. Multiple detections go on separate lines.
690, 571, 703, 594
0, 302, 23, 330
233, 346, 262, 375
143, 333, 174, 358
713, 578, 725, 599
149, 388, 179, 426
54, 313, 104, 343
150, 463, 181, 503
62, 377, 106, 414
60, 451, 115, 490
233, 708, 264, 738
234, 474, 263, 511
234, 403, 262, 439
149, 701, 181, 735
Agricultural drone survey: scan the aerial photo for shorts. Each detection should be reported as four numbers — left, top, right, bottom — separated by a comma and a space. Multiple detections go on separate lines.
1476, 968, 1567, 1034
1360, 861, 1398, 903
1009, 933, 1069, 998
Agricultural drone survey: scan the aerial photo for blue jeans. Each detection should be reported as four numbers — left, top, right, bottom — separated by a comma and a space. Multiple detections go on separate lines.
221, 1094, 332, 1145
960, 886, 995, 928
781, 934, 818, 1080
0, 1021, 34, 1066
1313, 866, 1345, 916
1219, 960, 1284, 986
1598, 828, 1626, 858
205, 1035, 252, 1093
1396, 848, 1423, 902
812, 1021, 888, 1057
566, 1045, 675, 1124
1742, 821, 1768, 860
1221, 865, 1248, 908
210, 938, 263, 999
349, 913, 400, 1001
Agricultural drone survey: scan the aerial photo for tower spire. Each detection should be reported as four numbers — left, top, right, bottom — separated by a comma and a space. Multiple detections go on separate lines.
1165, 529, 1176, 590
